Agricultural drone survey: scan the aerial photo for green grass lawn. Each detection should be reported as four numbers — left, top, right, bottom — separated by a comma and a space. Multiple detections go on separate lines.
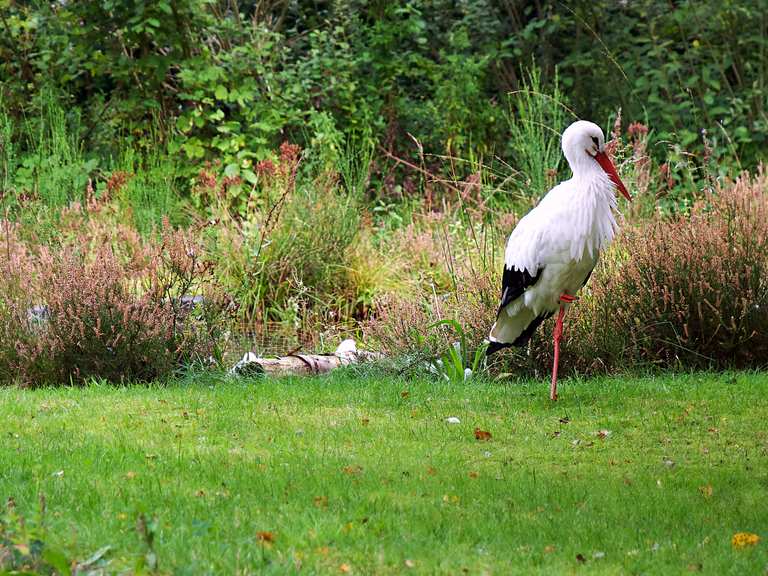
1, 371, 767, 575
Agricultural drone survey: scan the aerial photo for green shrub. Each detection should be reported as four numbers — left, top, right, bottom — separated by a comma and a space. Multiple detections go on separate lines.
209, 141, 364, 327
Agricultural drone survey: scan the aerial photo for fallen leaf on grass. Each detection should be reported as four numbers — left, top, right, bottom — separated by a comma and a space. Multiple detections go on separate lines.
731, 532, 760, 548
314, 496, 328, 508
339, 563, 351, 573
576, 553, 586, 563
400, 391, 410, 399
257, 531, 275, 544
342, 465, 363, 476
698, 484, 713, 498
543, 545, 556, 554
597, 429, 611, 439
125, 471, 137, 480
468, 471, 479, 479
404, 559, 415, 568
687, 562, 703, 572
361, 417, 369, 426
474, 428, 492, 441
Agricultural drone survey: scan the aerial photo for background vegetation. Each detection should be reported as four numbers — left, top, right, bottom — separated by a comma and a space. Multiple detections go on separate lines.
1, 0, 767, 384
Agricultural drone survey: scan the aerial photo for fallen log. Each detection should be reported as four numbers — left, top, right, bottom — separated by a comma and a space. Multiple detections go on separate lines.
229, 339, 381, 377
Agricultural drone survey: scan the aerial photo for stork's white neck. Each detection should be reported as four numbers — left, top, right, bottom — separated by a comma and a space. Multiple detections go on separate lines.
568, 151, 604, 179
564, 168, 619, 261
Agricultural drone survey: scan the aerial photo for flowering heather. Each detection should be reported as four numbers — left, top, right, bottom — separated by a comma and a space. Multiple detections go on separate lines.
565, 169, 768, 372
0, 222, 230, 386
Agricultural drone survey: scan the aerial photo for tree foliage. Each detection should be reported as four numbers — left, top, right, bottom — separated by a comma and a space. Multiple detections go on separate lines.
0, 0, 765, 179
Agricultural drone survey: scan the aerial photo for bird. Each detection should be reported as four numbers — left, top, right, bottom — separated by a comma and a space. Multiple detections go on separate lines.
486, 120, 631, 401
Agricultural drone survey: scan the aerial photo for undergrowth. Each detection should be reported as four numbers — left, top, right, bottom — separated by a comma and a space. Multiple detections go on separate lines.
1, 75, 766, 385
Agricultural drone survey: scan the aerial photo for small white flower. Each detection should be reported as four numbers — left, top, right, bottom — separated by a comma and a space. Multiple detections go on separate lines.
445, 417, 460, 424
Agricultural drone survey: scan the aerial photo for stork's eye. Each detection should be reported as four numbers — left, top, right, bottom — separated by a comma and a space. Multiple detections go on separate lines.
590, 136, 599, 146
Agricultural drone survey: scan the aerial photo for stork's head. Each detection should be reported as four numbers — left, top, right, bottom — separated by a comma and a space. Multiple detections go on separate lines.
561, 120, 631, 201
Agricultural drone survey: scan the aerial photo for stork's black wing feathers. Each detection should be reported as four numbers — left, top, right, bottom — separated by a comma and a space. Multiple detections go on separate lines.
580, 265, 595, 288
496, 265, 542, 316
512, 311, 553, 347
486, 311, 553, 356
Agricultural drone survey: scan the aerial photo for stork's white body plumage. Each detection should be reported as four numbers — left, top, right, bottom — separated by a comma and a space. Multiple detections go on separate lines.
487, 120, 631, 400
489, 172, 618, 345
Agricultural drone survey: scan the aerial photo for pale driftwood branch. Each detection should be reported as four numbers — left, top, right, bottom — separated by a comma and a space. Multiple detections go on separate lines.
230, 339, 382, 378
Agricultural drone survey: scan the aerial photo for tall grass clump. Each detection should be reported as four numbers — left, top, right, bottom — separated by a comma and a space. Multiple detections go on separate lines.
15, 92, 96, 210
505, 67, 572, 203
210, 141, 367, 331
0, 103, 17, 202
113, 147, 185, 235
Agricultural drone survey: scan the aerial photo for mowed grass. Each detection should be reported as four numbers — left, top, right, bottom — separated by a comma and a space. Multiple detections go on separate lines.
1, 371, 767, 575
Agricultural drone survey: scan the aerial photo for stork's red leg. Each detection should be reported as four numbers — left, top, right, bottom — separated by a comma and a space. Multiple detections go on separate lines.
550, 305, 565, 401
550, 293, 574, 401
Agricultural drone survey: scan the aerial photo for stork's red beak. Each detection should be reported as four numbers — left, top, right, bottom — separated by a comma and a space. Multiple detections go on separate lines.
595, 151, 631, 201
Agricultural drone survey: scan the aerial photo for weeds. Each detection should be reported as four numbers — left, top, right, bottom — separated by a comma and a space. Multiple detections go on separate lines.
427, 319, 488, 382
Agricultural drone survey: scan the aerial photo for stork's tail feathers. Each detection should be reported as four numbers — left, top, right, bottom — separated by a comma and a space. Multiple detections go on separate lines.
486, 311, 553, 356
485, 340, 512, 356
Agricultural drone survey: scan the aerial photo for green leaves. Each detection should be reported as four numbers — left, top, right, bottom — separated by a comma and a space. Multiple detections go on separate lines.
427, 319, 488, 383
214, 85, 228, 101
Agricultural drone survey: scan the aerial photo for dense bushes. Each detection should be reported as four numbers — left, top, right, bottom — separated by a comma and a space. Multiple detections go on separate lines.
569, 171, 768, 371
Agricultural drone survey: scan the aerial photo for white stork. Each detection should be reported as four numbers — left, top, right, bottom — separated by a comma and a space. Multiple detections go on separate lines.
487, 120, 631, 400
